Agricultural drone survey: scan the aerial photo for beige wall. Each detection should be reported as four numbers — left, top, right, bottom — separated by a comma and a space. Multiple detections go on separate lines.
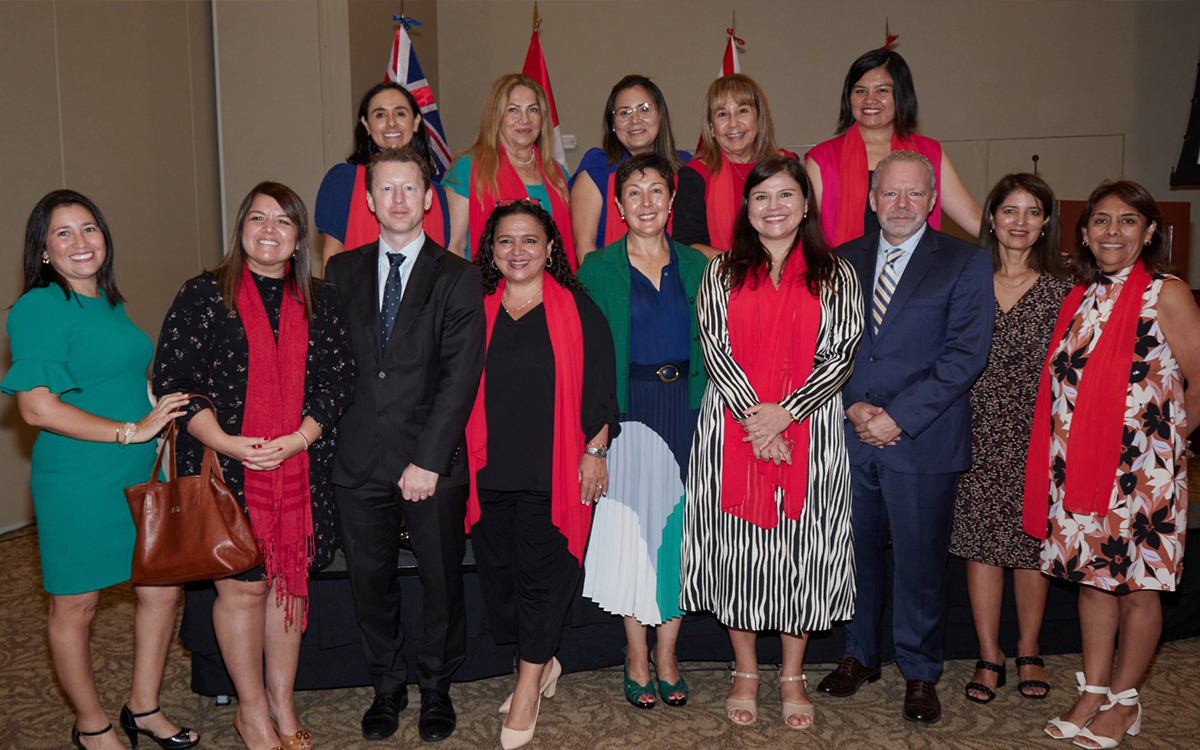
2, 0, 1199, 530
213, 0, 351, 235
0, 0, 222, 530
434, 0, 1199, 273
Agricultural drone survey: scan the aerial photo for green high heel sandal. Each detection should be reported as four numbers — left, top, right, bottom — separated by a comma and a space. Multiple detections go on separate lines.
653, 657, 689, 707
623, 648, 656, 709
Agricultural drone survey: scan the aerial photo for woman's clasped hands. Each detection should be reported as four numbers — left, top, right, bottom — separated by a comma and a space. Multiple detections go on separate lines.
742, 402, 794, 466
224, 432, 308, 472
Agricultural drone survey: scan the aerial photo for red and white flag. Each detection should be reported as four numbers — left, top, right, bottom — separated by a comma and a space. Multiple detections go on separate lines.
720, 26, 743, 77
521, 18, 568, 172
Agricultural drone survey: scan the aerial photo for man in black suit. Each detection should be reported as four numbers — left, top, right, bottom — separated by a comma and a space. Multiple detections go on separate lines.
326, 146, 485, 742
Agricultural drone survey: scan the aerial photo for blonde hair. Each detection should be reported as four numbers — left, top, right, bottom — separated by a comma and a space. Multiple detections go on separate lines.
462, 73, 569, 209
697, 74, 780, 174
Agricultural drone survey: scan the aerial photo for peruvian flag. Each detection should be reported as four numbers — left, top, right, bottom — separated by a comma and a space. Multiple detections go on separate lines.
521, 19, 568, 172
388, 17, 452, 178
698, 26, 745, 151
720, 25, 743, 76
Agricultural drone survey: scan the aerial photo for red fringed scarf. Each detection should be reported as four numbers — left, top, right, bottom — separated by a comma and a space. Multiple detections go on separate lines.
807, 125, 942, 246
468, 149, 576, 268
344, 164, 449, 250
720, 255, 821, 529
236, 265, 313, 629
1022, 262, 1153, 539
464, 274, 591, 563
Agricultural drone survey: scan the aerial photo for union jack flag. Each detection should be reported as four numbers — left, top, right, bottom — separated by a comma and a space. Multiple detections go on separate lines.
388, 17, 451, 178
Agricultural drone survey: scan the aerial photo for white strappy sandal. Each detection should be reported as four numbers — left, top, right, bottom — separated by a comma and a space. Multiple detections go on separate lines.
1072, 687, 1142, 749
1044, 672, 1110, 740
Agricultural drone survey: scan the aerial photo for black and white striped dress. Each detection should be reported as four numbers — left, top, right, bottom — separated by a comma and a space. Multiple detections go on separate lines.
679, 257, 863, 633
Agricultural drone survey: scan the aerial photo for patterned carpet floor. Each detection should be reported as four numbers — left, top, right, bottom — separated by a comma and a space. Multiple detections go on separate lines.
2, 524, 1198, 750
8, 448, 1200, 750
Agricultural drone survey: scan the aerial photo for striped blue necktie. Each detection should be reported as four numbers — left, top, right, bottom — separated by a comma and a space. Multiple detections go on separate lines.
871, 247, 905, 335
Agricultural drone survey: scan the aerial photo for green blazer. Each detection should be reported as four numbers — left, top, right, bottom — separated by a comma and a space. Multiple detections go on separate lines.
577, 236, 709, 412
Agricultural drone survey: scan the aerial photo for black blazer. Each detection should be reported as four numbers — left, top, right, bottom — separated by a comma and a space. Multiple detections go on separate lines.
326, 238, 485, 488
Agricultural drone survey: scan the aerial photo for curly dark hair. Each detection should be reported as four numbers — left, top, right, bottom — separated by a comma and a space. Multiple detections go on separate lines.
721, 155, 835, 296
473, 201, 586, 296
1071, 180, 1168, 285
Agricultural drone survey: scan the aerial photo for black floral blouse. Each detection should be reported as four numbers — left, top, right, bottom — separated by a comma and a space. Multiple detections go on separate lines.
153, 272, 357, 568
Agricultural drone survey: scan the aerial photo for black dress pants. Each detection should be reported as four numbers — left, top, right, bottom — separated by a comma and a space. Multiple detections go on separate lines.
473, 489, 581, 664
335, 461, 467, 694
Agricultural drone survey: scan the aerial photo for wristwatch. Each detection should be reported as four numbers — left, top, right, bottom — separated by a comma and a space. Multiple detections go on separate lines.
584, 445, 608, 459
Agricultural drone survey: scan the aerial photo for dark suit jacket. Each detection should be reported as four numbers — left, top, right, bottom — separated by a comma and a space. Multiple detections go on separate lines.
326, 237, 485, 488
839, 226, 994, 475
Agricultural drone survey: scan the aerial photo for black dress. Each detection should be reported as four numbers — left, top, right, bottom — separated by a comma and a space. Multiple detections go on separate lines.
472, 288, 620, 663
153, 272, 357, 570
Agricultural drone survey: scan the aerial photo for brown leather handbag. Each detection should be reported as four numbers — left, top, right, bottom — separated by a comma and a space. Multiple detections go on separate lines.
124, 396, 263, 584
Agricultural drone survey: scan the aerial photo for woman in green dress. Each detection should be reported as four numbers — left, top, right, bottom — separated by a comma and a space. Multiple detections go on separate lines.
2, 190, 198, 750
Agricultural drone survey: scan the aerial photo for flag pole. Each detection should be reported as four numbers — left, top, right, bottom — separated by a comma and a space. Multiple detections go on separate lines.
533, 2, 540, 33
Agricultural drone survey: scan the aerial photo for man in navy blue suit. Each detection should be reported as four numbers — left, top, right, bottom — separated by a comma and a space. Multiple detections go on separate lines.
816, 150, 993, 724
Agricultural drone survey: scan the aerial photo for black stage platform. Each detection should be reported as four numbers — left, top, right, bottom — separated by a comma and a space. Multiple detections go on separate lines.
181, 534, 1200, 696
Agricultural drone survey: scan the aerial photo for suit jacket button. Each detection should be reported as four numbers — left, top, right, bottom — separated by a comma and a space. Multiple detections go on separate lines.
869, 355, 878, 362
377, 409, 386, 417
378, 370, 387, 379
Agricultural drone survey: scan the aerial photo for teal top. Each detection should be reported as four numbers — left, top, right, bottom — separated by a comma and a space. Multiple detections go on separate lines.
2, 285, 156, 594
443, 152, 570, 258
577, 237, 709, 412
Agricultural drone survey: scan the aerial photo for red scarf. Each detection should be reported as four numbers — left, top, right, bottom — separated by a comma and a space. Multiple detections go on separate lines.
235, 265, 312, 629
603, 170, 629, 247
808, 125, 942, 246
468, 149, 576, 269
463, 274, 590, 563
720, 255, 820, 529
684, 153, 750, 253
1022, 262, 1152, 539
345, 164, 449, 250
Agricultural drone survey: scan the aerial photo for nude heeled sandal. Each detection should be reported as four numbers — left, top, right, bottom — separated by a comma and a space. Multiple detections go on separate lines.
1044, 672, 1110, 740
1072, 687, 1142, 749
725, 670, 760, 725
779, 673, 814, 729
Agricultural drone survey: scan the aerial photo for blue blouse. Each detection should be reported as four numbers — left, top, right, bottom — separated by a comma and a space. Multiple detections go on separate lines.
628, 245, 692, 366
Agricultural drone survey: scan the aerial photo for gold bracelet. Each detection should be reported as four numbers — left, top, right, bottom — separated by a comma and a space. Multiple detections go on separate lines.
114, 420, 122, 443
292, 429, 310, 450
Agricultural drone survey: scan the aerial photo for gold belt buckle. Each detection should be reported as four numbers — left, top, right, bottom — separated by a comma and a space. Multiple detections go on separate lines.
656, 364, 681, 383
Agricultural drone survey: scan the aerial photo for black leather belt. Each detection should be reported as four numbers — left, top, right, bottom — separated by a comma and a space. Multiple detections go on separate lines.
629, 362, 687, 383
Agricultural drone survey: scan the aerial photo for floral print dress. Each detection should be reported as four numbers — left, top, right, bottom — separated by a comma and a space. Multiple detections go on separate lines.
1041, 266, 1188, 592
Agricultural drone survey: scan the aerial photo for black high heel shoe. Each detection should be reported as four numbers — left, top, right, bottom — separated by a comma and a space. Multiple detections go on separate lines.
72, 723, 115, 750
120, 705, 200, 750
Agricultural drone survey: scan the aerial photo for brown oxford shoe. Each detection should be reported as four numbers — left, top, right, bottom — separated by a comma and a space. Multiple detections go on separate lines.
816, 655, 882, 698
903, 680, 942, 724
